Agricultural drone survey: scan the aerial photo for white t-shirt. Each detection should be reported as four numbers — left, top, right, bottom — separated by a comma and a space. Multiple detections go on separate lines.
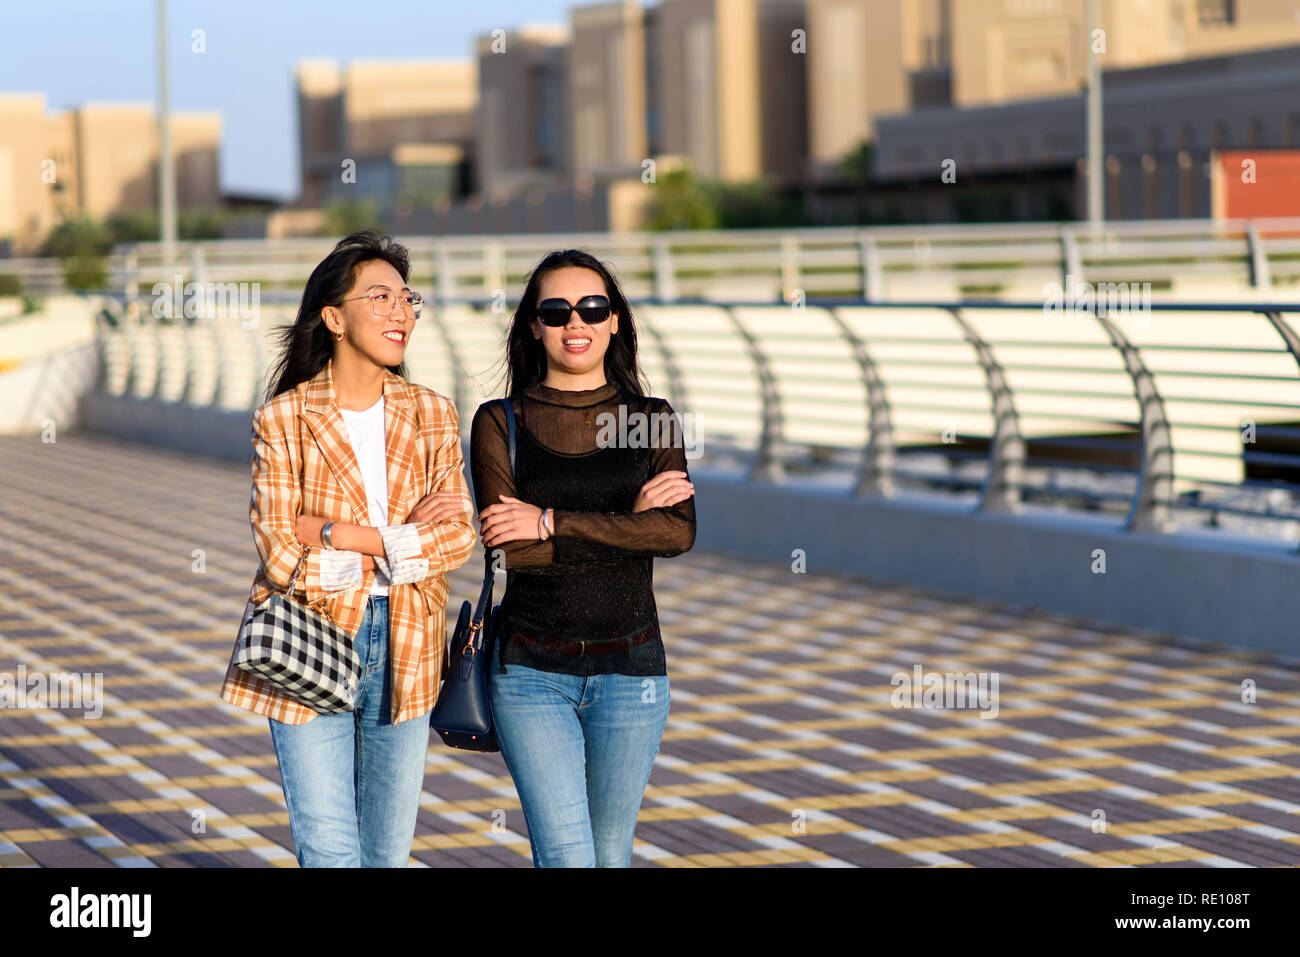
339, 395, 391, 596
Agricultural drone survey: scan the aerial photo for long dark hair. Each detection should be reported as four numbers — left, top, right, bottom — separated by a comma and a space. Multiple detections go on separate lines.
263, 230, 411, 402
503, 249, 648, 397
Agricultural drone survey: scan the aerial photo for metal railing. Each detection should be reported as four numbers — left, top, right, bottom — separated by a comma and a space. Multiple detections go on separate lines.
90, 288, 1300, 549
8, 217, 1300, 301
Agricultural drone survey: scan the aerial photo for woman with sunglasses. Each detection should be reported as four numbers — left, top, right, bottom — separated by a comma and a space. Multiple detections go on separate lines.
470, 249, 695, 867
221, 230, 477, 867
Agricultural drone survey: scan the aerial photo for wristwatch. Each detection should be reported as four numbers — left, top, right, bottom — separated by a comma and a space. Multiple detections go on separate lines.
321, 521, 337, 550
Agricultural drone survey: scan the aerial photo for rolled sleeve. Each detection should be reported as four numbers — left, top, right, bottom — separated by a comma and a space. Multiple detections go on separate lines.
317, 548, 364, 592
376, 524, 428, 585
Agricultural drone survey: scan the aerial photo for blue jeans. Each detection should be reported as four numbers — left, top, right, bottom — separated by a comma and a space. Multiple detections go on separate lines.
488, 651, 670, 867
268, 595, 429, 867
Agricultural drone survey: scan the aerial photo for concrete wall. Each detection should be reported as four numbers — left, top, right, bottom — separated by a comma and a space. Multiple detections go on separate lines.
0, 342, 97, 435
694, 476, 1300, 657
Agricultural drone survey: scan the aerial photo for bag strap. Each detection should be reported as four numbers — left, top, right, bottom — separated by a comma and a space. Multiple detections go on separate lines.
499, 396, 517, 475
468, 397, 516, 645
476, 397, 515, 583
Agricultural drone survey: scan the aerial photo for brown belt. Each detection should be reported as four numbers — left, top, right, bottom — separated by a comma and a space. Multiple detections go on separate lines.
507, 623, 657, 657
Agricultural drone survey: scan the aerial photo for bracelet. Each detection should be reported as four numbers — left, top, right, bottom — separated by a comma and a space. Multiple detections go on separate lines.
544, 508, 554, 537
537, 509, 548, 541
321, 521, 337, 550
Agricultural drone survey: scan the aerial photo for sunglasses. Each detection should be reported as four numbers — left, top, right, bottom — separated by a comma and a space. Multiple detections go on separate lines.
536, 295, 612, 327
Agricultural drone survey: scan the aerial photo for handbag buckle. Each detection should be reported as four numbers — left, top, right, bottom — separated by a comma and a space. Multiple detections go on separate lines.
279, 546, 339, 625
309, 597, 336, 625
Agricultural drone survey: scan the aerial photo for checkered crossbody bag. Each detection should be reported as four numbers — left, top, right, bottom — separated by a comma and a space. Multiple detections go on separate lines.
234, 547, 364, 714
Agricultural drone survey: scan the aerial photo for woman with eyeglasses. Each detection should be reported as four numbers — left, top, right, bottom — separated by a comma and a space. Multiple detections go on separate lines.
470, 249, 696, 867
220, 230, 477, 867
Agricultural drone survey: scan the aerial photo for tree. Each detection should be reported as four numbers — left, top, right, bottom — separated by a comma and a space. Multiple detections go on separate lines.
39, 217, 112, 258
40, 217, 111, 292
646, 169, 720, 231
839, 140, 875, 180
322, 200, 386, 237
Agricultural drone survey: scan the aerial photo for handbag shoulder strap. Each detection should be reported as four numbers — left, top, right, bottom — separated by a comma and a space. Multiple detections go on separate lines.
498, 396, 516, 475
476, 395, 517, 592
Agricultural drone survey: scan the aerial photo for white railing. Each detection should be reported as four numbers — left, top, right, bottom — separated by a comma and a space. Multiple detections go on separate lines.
91, 290, 1300, 549
6, 217, 1300, 301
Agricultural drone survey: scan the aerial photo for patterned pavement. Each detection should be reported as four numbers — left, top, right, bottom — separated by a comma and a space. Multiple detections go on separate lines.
1, 431, 1299, 868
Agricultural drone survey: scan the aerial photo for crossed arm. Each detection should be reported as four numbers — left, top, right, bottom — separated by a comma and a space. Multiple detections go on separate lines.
467, 398, 696, 570
249, 398, 477, 602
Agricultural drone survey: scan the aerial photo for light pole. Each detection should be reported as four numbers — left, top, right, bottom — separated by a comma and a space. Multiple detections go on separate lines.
1086, 0, 1104, 231
157, 0, 178, 266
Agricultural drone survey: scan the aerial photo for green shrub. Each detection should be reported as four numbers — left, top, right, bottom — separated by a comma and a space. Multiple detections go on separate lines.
62, 254, 108, 291
322, 200, 386, 237
40, 216, 112, 258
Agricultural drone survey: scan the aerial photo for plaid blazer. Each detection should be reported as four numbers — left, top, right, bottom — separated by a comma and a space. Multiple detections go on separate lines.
219, 358, 477, 725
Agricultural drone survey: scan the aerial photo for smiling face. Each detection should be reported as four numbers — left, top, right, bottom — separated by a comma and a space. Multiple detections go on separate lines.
530, 266, 619, 382
321, 258, 415, 368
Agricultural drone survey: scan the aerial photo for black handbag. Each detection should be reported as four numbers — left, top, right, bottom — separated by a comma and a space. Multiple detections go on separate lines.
430, 397, 515, 752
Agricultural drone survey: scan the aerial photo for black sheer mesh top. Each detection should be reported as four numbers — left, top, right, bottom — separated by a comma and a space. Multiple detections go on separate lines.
468, 382, 695, 676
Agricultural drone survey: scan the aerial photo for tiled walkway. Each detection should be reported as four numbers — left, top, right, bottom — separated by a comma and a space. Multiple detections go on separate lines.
1, 433, 1298, 867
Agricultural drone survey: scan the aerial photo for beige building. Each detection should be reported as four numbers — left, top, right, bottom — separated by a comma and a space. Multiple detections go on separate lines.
567, 1, 649, 182
296, 59, 478, 209
475, 25, 570, 201
0, 94, 220, 253
654, 0, 806, 183
807, 0, 1300, 175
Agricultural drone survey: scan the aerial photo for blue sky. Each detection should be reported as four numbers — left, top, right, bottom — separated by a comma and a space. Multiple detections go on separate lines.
0, 0, 577, 201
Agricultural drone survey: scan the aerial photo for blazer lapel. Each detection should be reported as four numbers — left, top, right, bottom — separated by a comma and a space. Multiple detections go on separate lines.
300, 358, 371, 522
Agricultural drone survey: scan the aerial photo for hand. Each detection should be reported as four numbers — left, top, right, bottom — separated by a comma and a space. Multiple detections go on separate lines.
294, 513, 327, 546
407, 490, 472, 524
632, 471, 694, 512
479, 494, 543, 547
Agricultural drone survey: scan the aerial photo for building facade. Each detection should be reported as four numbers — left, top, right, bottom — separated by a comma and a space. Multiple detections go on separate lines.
871, 43, 1300, 221
806, 0, 1300, 177
0, 94, 220, 254
475, 25, 570, 201
295, 59, 477, 212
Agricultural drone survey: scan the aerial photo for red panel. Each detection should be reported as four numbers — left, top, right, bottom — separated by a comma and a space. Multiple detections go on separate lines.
1219, 150, 1300, 219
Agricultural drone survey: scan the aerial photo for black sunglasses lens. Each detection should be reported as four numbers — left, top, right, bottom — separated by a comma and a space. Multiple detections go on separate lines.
537, 300, 570, 326
576, 297, 610, 324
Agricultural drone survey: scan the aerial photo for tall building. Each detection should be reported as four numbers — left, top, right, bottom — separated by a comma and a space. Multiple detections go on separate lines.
295, 59, 478, 211
806, 0, 924, 176
475, 25, 570, 201
0, 94, 220, 253
655, 0, 806, 183
567, 0, 649, 182
950, 0, 1183, 108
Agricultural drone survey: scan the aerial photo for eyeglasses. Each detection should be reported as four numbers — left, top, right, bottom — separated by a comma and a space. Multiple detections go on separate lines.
340, 287, 423, 320
536, 295, 611, 327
